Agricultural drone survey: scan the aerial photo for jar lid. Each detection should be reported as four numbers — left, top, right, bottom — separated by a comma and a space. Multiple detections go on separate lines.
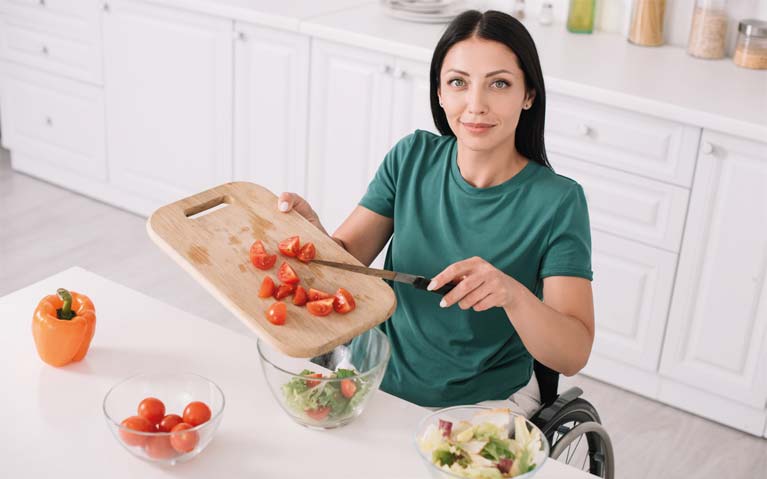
738, 19, 767, 38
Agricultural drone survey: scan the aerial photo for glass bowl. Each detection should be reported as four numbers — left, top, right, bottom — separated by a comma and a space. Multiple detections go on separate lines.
414, 405, 550, 479
257, 327, 390, 429
103, 372, 225, 465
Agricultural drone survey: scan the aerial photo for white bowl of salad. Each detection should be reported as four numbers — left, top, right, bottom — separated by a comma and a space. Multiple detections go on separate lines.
415, 406, 550, 479
257, 327, 390, 429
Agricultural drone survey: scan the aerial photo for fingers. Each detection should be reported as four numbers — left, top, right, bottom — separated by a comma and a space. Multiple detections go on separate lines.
277, 192, 298, 213
428, 257, 478, 292
440, 275, 484, 309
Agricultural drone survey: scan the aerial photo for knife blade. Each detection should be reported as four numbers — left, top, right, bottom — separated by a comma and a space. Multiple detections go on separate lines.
311, 259, 456, 295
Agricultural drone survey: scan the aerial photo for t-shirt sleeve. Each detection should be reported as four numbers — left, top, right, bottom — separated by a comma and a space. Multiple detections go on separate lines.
539, 183, 593, 281
358, 133, 415, 218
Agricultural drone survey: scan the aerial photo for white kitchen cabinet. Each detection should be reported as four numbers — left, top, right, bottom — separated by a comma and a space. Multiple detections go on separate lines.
306, 40, 436, 237
234, 22, 309, 198
660, 131, 767, 412
585, 230, 678, 374
102, 0, 233, 211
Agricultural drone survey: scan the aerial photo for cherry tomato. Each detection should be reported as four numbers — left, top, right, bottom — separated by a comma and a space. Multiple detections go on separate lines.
137, 397, 166, 426
297, 242, 316, 263
251, 253, 277, 270
251, 240, 267, 255
304, 373, 323, 388
170, 423, 199, 453
278, 236, 301, 257
145, 434, 177, 459
158, 414, 184, 433
258, 276, 275, 298
333, 288, 356, 314
293, 285, 308, 306
182, 401, 212, 427
340, 378, 357, 398
307, 288, 332, 301
273, 283, 296, 300
120, 415, 154, 447
277, 262, 300, 284
265, 301, 287, 325
305, 406, 331, 421
307, 298, 334, 317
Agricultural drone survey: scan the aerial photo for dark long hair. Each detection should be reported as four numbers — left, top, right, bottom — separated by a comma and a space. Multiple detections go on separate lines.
430, 10, 550, 168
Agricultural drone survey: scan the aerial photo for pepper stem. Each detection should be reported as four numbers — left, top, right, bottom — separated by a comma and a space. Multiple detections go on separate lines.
56, 288, 75, 320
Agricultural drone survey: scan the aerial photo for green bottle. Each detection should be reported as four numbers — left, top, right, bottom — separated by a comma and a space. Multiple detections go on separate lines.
567, 0, 596, 33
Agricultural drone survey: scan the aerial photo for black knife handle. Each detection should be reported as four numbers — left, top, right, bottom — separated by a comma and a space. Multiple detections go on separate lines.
413, 277, 457, 296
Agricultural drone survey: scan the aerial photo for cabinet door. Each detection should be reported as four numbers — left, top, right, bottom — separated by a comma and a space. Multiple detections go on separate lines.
390, 57, 436, 144
306, 39, 393, 235
103, 0, 232, 207
587, 230, 678, 373
234, 23, 309, 197
660, 132, 767, 409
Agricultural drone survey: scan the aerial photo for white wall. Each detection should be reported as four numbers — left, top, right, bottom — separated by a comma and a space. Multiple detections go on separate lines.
485, 0, 767, 55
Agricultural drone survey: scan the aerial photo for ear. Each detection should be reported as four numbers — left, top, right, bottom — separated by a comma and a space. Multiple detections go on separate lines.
525, 89, 537, 108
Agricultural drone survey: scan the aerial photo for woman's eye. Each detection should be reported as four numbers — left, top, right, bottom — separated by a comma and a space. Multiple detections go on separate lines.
448, 78, 465, 87
492, 80, 510, 89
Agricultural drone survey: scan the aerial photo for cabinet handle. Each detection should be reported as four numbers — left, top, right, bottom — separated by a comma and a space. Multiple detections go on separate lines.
236, 31, 246, 41
45, 116, 53, 127
39, 0, 45, 7
380, 64, 392, 75
103, 3, 110, 12
701, 142, 714, 155
393, 67, 406, 79
41, 45, 49, 56
577, 124, 590, 136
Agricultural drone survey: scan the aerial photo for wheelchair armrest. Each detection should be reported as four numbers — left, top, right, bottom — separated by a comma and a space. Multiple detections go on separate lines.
529, 386, 583, 427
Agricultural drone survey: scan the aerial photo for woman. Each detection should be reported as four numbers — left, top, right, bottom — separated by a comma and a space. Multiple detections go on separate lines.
277, 10, 594, 417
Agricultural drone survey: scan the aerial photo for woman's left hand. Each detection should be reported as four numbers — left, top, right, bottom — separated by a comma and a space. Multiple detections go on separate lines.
428, 256, 519, 311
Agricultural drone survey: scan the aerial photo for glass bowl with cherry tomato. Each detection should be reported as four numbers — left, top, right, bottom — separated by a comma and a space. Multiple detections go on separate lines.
102, 372, 225, 465
257, 327, 390, 430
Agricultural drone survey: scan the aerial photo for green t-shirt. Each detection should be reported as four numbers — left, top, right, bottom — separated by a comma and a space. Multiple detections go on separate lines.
359, 130, 592, 407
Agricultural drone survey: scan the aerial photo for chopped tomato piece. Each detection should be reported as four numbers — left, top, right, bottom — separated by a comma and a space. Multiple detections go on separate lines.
340, 378, 357, 398
278, 236, 301, 257
306, 297, 334, 317
307, 288, 332, 301
250, 240, 267, 255
305, 406, 331, 421
304, 373, 323, 388
273, 283, 296, 300
297, 242, 316, 263
258, 276, 275, 298
333, 288, 356, 314
277, 262, 300, 284
265, 301, 287, 325
293, 285, 308, 306
251, 253, 277, 270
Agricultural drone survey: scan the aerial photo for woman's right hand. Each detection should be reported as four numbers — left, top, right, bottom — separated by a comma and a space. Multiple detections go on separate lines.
276, 192, 328, 234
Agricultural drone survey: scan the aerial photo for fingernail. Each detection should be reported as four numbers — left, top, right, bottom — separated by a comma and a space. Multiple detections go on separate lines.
279, 201, 289, 212
439, 299, 446, 308
427, 280, 436, 291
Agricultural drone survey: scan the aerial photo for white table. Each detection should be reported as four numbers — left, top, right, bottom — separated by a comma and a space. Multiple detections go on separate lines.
0, 267, 596, 478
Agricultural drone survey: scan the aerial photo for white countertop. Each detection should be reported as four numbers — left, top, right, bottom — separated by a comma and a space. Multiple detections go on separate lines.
148, 0, 766, 143
0, 267, 595, 478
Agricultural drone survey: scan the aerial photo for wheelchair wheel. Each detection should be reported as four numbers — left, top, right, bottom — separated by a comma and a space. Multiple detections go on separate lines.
538, 398, 615, 479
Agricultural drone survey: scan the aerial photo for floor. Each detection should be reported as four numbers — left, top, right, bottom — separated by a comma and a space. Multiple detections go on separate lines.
1, 148, 765, 478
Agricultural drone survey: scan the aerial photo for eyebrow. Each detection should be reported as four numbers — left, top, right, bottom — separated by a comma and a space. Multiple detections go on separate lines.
446, 68, 515, 77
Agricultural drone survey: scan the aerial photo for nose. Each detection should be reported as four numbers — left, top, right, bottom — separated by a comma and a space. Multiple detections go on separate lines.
466, 85, 488, 115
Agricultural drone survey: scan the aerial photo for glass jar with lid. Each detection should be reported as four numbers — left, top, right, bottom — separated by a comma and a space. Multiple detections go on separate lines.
687, 0, 728, 59
628, 0, 666, 46
733, 19, 767, 69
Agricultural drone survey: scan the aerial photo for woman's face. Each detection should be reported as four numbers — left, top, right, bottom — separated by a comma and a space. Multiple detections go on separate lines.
438, 36, 534, 152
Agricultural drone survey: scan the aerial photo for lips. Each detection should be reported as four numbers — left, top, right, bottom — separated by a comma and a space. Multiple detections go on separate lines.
460, 121, 495, 134
461, 122, 495, 128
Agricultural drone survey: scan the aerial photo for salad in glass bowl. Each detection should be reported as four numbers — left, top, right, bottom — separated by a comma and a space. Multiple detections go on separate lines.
415, 406, 549, 479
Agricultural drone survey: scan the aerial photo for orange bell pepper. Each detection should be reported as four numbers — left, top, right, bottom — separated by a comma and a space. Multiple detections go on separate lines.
32, 288, 96, 367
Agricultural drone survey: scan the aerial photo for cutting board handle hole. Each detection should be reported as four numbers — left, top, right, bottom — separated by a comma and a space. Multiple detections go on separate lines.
185, 195, 231, 219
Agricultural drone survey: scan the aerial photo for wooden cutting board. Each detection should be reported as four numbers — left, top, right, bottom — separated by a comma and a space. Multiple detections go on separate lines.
147, 182, 397, 358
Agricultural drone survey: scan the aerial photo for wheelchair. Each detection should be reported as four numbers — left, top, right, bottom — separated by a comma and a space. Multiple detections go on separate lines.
529, 361, 615, 478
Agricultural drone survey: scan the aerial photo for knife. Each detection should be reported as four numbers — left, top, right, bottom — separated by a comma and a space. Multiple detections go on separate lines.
311, 259, 456, 295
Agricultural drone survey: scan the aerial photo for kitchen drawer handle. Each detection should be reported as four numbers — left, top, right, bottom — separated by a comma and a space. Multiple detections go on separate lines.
103, 3, 110, 12
236, 31, 246, 41
41, 45, 49, 56
577, 124, 591, 136
701, 142, 714, 155
45, 116, 53, 127
380, 64, 392, 75
393, 67, 406, 79
39, 0, 46, 6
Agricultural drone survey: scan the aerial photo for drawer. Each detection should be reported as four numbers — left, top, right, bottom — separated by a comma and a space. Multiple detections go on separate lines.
552, 153, 689, 252
546, 93, 701, 187
0, 0, 99, 42
0, 19, 102, 83
0, 65, 106, 180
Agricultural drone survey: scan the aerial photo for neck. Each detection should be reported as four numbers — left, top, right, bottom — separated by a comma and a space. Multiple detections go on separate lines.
456, 137, 529, 188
